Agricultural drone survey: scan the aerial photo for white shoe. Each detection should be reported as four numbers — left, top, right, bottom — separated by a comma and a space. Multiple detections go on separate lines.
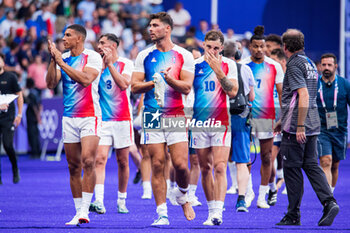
203, 216, 214, 226
142, 189, 152, 199
188, 195, 202, 206
257, 199, 270, 209
78, 211, 90, 224
65, 213, 79, 226
227, 186, 238, 194
245, 191, 255, 208
211, 212, 223, 225
151, 216, 169, 226
117, 200, 129, 214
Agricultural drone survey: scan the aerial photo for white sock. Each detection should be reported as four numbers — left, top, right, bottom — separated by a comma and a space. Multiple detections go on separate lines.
143, 181, 151, 191
166, 179, 171, 190
228, 161, 237, 188
276, 169, 284, 179
189, 184, 197, 197
207, 200, 215, 216
170, 181, 177, 189
118, 191, 127, 204
94, 184, 104, 203
156, 203, 168, 217
73, 198, 82, 213
247, 173, 253, 193
269, 182, 277, 192
215, 201, 224, 214
258, 185, 269, 201
331, 186, 335, 193
81, 192, 93, 214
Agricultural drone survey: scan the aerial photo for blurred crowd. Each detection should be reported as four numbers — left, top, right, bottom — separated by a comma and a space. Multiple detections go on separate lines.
0, 0, 253, 98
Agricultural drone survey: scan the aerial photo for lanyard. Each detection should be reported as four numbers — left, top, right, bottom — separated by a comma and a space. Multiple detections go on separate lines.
319, 75, 338, 112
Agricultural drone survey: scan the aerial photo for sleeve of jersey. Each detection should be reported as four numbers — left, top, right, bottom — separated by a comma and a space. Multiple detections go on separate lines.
227, 59, 238, 80
274, 62, 284, 84
122, 59, 134, 77
85, 51, 103, 74
133, 51, 146, 73
181, 50, 195, 73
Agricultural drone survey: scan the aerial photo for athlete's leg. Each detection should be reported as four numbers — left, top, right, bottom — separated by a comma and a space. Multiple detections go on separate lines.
331, 160, 340, 189
116, 146, 130, 213
168, 141, 195, 221
319, 155, 332, 186
141, 144, 152, 199
257, 138, 273, 208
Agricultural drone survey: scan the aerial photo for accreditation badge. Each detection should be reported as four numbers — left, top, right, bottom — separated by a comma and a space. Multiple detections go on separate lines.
326, 111, 338, 129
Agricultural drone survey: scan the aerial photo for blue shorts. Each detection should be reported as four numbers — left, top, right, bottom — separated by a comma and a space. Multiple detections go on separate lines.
231, 115, 251, 163
317, 131, 347, 162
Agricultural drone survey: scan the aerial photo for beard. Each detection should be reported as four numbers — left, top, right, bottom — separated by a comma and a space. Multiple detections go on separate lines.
322, 69, 333, 79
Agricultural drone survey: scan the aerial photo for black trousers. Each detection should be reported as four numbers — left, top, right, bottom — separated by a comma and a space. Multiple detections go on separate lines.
280, 132, 335, 220
27, 121, 41, 157
0, 118, 18, 177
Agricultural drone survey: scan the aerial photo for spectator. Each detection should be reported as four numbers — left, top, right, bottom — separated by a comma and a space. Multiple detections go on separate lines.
77, 0, 96, 23
96, 0, 110, 21
224, 28, 236, 43
27, 54, 47, 96
147, 0, 164, 14
195, 19, 208, 49
84, 21, 97, 50
24, 78, 42, 159
121, 0, 149, 28
101, 11, 123, 37
167, 2, 191, 42
0, 10, 16, 39
4, 42, 22, 79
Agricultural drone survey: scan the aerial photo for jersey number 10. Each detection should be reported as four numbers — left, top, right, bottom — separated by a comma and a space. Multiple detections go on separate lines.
205, 81, 215, 92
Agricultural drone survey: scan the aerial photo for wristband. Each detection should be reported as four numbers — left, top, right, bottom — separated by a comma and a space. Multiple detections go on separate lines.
17, 114, 22, 118
297, 125, 305, 127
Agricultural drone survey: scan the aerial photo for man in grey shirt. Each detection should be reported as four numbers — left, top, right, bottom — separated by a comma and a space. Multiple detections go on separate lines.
276, 29, 339, 226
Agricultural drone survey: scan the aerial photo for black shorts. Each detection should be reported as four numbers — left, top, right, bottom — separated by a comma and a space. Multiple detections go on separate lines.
280, 132, 318, 168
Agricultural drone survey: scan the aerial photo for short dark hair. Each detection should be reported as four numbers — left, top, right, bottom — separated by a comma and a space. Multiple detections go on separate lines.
0, 53, 4, 61
250, 25, 265, 43
265, 34, 282, 46
271, 48, 287, 61
67, 24, 87, 40
99, 33, 120, 47
223, 42, 237, 58
149, 12, 173, 30
205, 30, 224, 45
321, 53, 337, 64
282, 29, 304, 53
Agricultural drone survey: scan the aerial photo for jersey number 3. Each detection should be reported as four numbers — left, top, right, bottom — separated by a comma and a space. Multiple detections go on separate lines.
106, 80, 112, 90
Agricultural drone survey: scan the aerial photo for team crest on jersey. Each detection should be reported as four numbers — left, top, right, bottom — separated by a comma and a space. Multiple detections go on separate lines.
151, 57, 157, 62
198, 69, 204, 74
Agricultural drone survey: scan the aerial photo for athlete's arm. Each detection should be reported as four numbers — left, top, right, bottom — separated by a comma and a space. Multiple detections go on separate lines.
131, 72, 155, 94
162, 67, 193, 95
296, 87, 309, 144
205, 52, 238, 98
248, 86, 255, 102
108, 63, 130, 91
46, 58, 61, 89
58, 61, 99, 87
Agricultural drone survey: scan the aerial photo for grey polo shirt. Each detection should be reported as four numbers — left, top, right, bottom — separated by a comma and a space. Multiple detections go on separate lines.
281, 51, 320, 136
